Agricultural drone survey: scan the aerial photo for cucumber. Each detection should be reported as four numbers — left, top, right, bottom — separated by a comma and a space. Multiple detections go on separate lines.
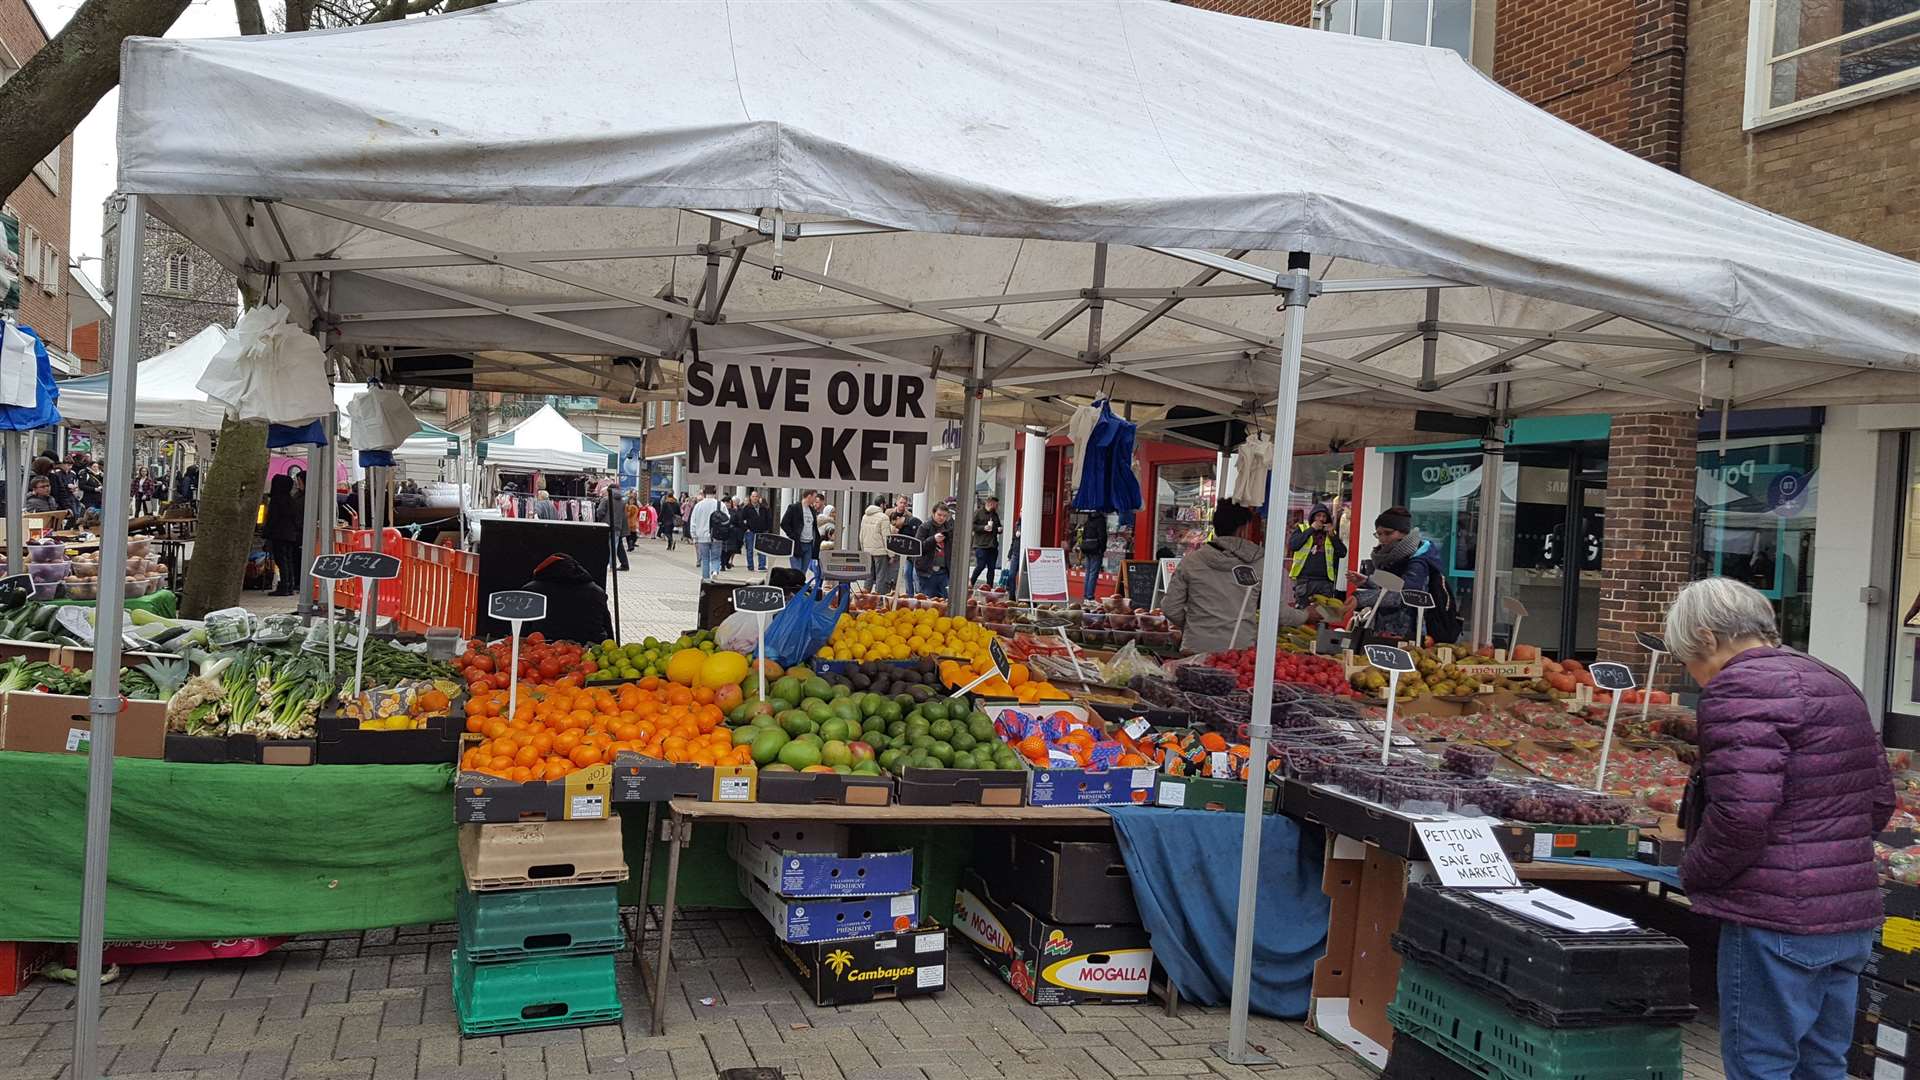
31, 606, 59, 632
26, 631, 57, 644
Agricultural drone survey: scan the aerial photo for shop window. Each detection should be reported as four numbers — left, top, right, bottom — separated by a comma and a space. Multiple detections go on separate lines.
1694, 432, 1820, 650
1745, 0, 1920, 129
1888, 435, 1920, 724
1317, 0, 1477, 61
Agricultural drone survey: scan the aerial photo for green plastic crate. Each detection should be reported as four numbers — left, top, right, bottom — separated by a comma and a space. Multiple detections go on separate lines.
1386, 960, 1683, 1080
456, 884, 623, 962
450, 950, 621, 1037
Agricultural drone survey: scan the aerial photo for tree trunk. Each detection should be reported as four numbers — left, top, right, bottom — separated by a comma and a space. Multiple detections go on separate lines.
233, 0, 267, 36
0, 0, 190, 199
181, 416, 270, 619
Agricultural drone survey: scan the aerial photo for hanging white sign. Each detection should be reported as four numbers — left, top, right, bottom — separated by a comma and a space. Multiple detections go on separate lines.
684, 357, 938, 491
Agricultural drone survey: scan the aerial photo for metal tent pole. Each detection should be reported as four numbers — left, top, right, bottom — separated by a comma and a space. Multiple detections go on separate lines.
1469, 383, 1509, 645
1219, 253, 1314, 1067
75, 195, 146, 1080
950, 335, 984, 617
298, 440, 325, 621
5, 430, 23, 572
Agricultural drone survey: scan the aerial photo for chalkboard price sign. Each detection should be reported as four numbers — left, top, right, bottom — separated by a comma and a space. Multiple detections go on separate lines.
732, 585, 787, 614
885, 533, 923, 558
1231, 564, 1257, 588
1124, 561, 1158, 604
755, 532, 795, 558
309, 554, 350, 581
1587, 661, 1636, 692
0, 573, 32, 598
487, 590, 548, 623
1364, 644, 1415, 673
1635, 631, 1669, 654
1401, 589, 1434, 609
342, 551, 402, 579
988, 638, 1011, 682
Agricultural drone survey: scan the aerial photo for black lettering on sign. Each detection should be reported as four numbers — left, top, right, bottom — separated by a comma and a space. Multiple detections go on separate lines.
828, 371, 858, 414
779, 427, 815, 479
1588, 661, 1636, 692
713, 364, 749, 408
897, 376, 925, 419
736, 425, 771, 476
487, 590, 548, 623
885, 533, 922, 558
863, 372, 894, 417
783, 368, 811, 414
756, 532, 795, 557
893, 431, 927, 483
691, 420, 730, 475
1231, 565, 1257, 588
684, 359, 714, 407
860, 430, 890, 483
820, 427, 857, 479
342, 551, 402, 579
309, 554, 350, 581
1401, 589, 1434, 609
1635, 631, 1668, 654
1364, 644, 1415, 673
732, 585, 787, 614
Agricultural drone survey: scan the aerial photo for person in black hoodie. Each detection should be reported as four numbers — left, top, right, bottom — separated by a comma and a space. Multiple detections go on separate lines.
657, 493, 680, 550
737, 490, 773, 571
1079, 510, 1109, 601
518, 554, 614, 645
262, 473, 305, 596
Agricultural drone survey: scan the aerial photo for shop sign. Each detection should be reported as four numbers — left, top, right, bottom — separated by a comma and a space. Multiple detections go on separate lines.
684, 357, 938, 492
1024, 548, 1069, 603
1413, 820, 1520, 888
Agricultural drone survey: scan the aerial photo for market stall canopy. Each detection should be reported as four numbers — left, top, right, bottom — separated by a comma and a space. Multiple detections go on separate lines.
116, 1, 1920, 423
475, 403, 615, 472
57, 325, 231, 431
331, 383, 461, 461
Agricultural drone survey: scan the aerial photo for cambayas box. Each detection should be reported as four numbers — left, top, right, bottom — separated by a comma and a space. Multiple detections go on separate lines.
1, 691, 166, 758
951, 870, 1153, 1006
769, 923, 948, 1006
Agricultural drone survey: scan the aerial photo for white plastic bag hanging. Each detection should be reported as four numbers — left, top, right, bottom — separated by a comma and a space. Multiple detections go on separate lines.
0, 321, 36, 408
198, 304, 335, 424
347, 387, 418, 452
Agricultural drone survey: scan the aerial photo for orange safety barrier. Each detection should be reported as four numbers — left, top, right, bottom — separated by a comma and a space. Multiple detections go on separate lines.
316, 528, 478, 637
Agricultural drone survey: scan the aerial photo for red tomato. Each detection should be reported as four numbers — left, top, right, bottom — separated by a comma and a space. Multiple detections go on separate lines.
537, 656, 563, 678
470, 653, 495, 674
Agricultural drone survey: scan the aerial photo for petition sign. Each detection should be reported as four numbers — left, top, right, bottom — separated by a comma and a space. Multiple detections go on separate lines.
685, 357, 938, 491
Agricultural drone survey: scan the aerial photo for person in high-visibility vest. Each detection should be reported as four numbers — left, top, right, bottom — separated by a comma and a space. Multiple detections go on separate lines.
1287, 504, 1346, 607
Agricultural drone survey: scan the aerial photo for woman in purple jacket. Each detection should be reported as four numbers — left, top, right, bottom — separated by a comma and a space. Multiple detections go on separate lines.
1667, 577, 1895, 1079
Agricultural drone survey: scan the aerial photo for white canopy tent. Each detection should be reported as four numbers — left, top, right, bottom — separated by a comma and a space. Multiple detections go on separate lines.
64, 2, 1920, 1073
330, 383, 462, 464
475, 403, 616, 475
56, 325, 231, 432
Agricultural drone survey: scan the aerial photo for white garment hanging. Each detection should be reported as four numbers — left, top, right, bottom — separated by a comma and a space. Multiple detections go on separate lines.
1232, 434, 1274, 506
1068, 401, 1102, 492
0, 319, 35, 409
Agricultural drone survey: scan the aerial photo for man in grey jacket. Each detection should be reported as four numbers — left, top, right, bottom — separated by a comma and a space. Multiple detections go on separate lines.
1163, 500, 1318, 655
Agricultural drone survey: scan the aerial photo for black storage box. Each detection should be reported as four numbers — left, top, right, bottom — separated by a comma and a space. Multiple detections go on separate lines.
768, 922, 949, 1006
974, 832, 1139, 925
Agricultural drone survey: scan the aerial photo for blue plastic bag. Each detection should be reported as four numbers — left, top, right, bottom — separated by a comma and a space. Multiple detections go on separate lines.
763, 570, 849, 666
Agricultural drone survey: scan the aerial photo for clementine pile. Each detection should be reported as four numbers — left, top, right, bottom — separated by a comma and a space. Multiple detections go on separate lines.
459, 676, 752, 782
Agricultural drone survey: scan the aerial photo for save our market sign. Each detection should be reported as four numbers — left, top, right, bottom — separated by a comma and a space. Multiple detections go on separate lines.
684, 356, 939, 491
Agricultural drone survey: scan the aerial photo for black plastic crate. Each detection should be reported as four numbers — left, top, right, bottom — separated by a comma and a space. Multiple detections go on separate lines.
1390, 885, 1695, 1027
1384, 1030, 1483, 1080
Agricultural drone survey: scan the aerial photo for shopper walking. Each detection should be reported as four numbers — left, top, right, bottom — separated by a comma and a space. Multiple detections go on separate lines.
1079, 510, 1108, 602
970, 495, 1003, 588
716, 496, 741, 571
1664, 577, 1894, 1080
894, 496, 922, 595
625, 491, 643, 550
1348, 506, 1454, 645
688, 487, 722, 580
658, 492, 680, 550
739, 490, 772, 571
781, 491, 824, 574
1287, 503, 1346, 606
859, 499, 893, 592
1163, 499, 1315, 653
603, 481, 630, 572
263, 473, 305, 596
914, 504, 955, 599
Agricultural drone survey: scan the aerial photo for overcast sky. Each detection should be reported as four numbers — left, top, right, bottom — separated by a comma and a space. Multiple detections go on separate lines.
34, 0, 241, 276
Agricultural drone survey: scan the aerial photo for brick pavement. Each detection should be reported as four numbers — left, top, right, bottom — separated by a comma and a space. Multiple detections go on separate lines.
0, 910, 1727, 1080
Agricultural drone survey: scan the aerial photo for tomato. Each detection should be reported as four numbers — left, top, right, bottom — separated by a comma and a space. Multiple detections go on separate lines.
470, 653, 495, 674
526, 631, 546, 646
537, 656, 563, 678
491, 671, 512, 690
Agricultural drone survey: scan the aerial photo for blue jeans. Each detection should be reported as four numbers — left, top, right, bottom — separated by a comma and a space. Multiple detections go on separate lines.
789, 541, 818, 575
902, 561, 919, 596
1083, 559, 1101, 600
743, 531, 763, 570
1718, 922, 1873, 1080
696, 541, 723, 580
921, 570, 949, 599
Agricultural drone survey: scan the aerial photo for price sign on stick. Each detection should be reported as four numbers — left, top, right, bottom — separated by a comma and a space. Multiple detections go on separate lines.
487, 590, 549, 724
731, 585, 786, 702
1586, 661, 1637, 792
1634, 631, 1668, 732
309, 555, 350, 677
951, 637, 1013, 699
1225, 564, 1259, 652
755, 532, 795, 558
885, 533, 923, 558
346, 552, 403, 693
1358, 570, 1404, 635
1501, 595, 1529, 651
0, 573, 31, 599
1365, 644, 1415, 765
1401, 589, 1435, 648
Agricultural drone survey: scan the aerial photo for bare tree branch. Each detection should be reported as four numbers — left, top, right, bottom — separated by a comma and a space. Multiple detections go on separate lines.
0, 0, 191, 200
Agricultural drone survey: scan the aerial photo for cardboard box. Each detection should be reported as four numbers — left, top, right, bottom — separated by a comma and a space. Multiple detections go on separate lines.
457, 733, 612, 822
1025, 765, 1156, 807
1280, 779, 1534, 863
1888, 882, 1920, 922
1152, 773, 1277, 814
729, 823, 914, 899
754, 770, 892, 806
1527, 824, 1640, 860
459, 817, 628, 891
1862, 974, 1920, 1031
1876, 947, 1920, 993
951, 870, 1153, 1007
769, 923, 949, 1006
894, 766, 1025, 806
973, 833, 1139, 925
163, 732, 315, 765
1635, 833, 1687, 867
609, 750, 756, 803
2, 691, 166, 759
739, 867, 917, 944
0, 639, 66, 664
1851, 1040, 1920, 1080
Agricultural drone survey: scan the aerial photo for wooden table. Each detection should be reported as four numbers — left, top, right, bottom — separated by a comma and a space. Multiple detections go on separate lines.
633, 798, 1115, 1035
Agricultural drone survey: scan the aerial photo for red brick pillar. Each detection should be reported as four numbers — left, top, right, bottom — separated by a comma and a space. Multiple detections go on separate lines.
1597, 412, 1695, 683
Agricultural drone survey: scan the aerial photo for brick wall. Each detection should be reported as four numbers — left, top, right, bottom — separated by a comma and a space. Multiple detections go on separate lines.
1, 0, 72, 352
1682, 0, 1920, 260
1491, 0, 1688, 166
1597, 413, 1696, 677
1178, 0, 1308, 25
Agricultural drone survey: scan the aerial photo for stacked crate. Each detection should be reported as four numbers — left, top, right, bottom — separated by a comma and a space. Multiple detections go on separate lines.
1383, 884, 1694, 1080
732, 822, 948, 1006
1854, 881, 1920, 1078
453, 816, 629, 1037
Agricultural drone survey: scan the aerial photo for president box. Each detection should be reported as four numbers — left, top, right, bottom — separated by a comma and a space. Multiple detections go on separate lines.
952, 870, 1153, 1007
769, 923, 949, 1006
729, 822, 914, 898
1024, 764, 1157, 807
739, 867, 918, 944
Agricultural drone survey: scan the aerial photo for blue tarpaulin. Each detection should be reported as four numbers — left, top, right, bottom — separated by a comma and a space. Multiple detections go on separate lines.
1104, 805, 1328, 1017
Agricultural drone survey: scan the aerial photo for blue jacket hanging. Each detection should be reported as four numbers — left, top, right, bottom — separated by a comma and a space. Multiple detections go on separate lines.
267, 419, 328, 448
0, 324, 60, 432
1070, 401, 1143, 515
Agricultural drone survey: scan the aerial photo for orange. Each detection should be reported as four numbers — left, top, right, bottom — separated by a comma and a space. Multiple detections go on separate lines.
569, 744, 603, 767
